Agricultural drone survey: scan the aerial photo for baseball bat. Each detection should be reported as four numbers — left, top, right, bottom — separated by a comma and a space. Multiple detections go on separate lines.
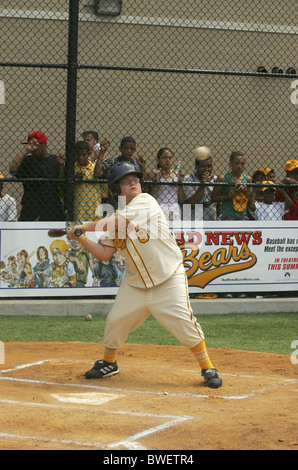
47, 228, 83, 238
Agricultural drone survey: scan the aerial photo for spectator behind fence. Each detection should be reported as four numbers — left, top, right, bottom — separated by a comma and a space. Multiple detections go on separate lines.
74, 141, 104, 221
247, 169, 265, 220
82, 130, 110, 164
262, 167, 276, 182
284, 186, 298, 220
148, 148, 185, 220
95, 136, 147, 214
0, 171, 17, 221
276, 158, 298, 203
9, 131, 65, 221
183, 146, 217, 221
249, 181, 292, 220
211, 150, 251, 220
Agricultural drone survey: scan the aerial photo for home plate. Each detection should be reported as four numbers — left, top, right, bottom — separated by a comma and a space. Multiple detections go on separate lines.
51, 392, 124, 405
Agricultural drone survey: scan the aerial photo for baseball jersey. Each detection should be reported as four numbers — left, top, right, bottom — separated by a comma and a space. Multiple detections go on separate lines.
101, 193, 183, 289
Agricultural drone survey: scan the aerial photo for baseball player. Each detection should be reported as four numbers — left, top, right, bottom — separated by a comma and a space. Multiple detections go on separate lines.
67, 162, 222, 388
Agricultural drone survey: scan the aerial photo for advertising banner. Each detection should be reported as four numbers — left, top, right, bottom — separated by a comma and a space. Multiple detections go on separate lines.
0, 221, 297, 297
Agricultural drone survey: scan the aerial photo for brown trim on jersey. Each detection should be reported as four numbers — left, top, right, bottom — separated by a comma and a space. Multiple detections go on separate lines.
128, 236, 155, 288
183, 270, 204, 340
124, 243, 148, 288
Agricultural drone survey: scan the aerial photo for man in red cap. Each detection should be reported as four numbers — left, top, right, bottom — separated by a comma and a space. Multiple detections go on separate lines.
9, 131, 65, 221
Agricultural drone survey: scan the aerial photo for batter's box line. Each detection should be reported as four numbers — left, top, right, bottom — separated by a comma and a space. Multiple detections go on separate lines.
1, 360, 50, 373
0, 399, 194, 451
0, 375, 253, 400
183, 369, 298, 384
0, 359, 94, 374
0, 358, 254, 400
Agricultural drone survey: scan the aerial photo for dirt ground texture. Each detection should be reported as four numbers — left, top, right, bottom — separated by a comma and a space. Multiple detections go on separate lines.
0, 342, 297, 451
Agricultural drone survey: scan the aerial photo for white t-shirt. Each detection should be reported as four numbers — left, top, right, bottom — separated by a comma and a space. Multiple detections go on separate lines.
255, 201, 285, 220
153, 170, 181, 220
0, 194, 17, 221
101, 193, 183, 289
184, 173, 217, 220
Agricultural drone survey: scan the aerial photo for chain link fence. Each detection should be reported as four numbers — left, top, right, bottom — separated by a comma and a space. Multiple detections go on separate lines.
0, 0, 297, 223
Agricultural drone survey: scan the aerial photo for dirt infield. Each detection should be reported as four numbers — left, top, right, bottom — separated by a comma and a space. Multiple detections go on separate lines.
0, 342, 297, 450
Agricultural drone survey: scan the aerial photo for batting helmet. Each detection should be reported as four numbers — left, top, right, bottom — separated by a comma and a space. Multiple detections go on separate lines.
107, 161, 143, 198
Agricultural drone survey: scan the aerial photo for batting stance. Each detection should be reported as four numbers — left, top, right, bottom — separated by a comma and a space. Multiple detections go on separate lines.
67, 161, 222, 388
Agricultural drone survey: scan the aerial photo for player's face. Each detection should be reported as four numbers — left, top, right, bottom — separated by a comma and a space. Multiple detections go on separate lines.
119, 173, 142, 203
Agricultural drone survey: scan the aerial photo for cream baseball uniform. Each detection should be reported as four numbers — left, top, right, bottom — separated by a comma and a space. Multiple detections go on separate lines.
101, 192, 205, 349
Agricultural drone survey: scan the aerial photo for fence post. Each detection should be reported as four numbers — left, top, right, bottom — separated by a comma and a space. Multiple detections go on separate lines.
65, 0, 80, 221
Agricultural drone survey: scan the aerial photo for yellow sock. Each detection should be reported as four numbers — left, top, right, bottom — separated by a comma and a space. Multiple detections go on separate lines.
190, 340, 214, 370
103, 347, 118, 363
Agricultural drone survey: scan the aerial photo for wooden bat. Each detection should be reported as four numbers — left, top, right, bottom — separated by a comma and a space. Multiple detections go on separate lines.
47, 228, 83, 238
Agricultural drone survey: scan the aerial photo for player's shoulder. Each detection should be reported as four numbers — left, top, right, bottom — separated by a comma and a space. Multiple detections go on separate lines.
138, 192, 159, 206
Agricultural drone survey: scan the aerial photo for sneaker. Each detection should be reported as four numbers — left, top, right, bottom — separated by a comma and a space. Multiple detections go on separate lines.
201, 368, 223, 389
85, 360, 119, 379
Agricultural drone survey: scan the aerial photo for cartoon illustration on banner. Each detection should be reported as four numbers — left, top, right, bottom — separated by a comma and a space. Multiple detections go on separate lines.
0, 222, 297, 296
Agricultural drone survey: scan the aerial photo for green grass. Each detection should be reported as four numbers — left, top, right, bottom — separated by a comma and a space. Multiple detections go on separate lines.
0, 313, 297, 356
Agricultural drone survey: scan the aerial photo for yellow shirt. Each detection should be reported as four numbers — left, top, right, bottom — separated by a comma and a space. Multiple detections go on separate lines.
74, 161, 105, 221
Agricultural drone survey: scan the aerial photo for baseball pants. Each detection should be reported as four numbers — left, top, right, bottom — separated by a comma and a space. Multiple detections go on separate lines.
103, 264, 205, 350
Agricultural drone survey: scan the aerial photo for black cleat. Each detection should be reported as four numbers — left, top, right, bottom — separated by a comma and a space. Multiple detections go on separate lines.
201, 368, 223, 388
85, 360, 119, 379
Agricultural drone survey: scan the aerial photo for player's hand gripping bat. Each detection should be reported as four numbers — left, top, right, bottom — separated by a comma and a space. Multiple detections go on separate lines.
47, 228, 82, 238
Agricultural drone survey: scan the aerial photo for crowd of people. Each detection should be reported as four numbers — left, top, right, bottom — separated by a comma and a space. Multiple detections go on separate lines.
0, 129, 297, 223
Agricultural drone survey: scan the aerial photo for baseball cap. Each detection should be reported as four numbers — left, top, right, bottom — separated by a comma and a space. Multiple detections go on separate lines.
252, 169, 266, 179
262, 167, 275, 176
22, 131, 47, 145
261, 181, 276, 192
50, 240, 70, 254
284, 159, 298, 173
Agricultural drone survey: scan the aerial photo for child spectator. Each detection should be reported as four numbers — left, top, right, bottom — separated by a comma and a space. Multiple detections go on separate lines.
95, 136, 148, 214
262, 167, 276, 182
0, 172, 17, 221
211, 151, 251, 220
149, 148, 185, 221
82, 130, 110, 164
276, 159, 298, 204
247, 170, 265, 220
74, 141, 104, 221
183, 147, 217, 220
249, 181, 289, 220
